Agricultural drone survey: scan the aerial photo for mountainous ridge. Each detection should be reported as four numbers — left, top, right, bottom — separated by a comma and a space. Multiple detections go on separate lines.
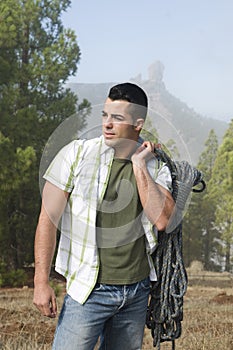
68, 62, 228, 164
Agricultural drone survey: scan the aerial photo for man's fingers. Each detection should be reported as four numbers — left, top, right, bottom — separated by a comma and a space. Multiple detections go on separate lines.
41, 301, 56, 318
33, 296, 57, 318
50, 296, 57, 317
142, 141, 155, 152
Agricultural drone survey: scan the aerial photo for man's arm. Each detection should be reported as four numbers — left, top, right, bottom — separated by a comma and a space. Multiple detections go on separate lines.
33, 181, 69, 318
131, 141, 175, 231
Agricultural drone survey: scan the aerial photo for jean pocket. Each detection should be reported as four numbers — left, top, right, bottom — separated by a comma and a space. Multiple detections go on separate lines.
140, 277, 151, 291
94, 283, 104, 292
64, 293, 77, 307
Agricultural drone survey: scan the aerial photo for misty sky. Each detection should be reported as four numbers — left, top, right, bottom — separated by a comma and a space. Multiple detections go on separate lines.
62, 0, 233, 120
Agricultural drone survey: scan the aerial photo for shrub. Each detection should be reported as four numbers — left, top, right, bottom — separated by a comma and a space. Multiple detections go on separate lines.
0, 260, 27, 287
49, 280, 63, 297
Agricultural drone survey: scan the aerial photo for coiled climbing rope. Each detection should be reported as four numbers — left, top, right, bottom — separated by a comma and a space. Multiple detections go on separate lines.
146, 147, 206, 350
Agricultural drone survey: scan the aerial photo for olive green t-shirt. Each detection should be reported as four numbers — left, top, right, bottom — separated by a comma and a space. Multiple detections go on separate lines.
96, 158, 150, 284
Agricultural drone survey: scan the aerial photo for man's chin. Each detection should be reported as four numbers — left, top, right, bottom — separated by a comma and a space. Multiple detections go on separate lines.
104, 138, 116, 148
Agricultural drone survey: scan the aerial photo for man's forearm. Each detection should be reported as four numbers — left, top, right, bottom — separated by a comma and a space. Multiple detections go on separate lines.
131, 141, 175, 231
133, 163, 174, 231
34, 207, 57, 285
33, 182, 69, 317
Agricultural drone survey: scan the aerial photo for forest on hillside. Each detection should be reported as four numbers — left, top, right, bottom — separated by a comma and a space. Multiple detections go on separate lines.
0, 1, 232, 287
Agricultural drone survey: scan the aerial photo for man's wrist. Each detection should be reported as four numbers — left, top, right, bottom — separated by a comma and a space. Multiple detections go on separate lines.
34, 274, 50, 285
131, 156, 146, 168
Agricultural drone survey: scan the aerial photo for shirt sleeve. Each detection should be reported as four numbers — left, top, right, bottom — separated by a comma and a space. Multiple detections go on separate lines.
155, 164, 173, 193
43, 140, 81, 193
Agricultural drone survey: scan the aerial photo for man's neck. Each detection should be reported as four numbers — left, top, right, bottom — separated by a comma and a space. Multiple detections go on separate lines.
113, 141, 139, 160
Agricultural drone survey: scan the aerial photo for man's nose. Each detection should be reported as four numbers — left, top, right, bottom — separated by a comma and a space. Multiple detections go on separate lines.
103, 116, 113, 127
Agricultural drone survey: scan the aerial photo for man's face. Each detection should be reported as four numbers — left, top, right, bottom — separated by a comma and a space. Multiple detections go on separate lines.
102, 98, 142, 152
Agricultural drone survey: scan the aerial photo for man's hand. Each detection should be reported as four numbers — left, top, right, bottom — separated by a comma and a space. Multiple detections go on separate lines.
33, 282, 57, 318
131, 141, 156, 166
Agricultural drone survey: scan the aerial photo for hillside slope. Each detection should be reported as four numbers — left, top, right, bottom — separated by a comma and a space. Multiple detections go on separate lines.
68, 62, 228, 164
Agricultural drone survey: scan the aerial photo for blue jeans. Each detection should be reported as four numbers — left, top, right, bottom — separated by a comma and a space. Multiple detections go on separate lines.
52, 277, 150, 350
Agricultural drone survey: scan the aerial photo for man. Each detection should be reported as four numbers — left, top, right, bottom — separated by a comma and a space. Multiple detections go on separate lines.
33, 82, 175, 350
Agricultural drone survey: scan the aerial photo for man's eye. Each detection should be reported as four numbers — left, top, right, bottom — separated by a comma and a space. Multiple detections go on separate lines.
101, 112, 124, 121
113, 115, 124, 121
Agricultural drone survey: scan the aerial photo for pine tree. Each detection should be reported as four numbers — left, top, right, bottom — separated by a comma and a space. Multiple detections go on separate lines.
197, 129, 219, 269
183, 129, 219, 268
0, 0, 90, 268
208, 121, 233, 271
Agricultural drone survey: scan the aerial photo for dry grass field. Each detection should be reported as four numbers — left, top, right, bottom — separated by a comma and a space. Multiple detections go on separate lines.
0, 268, 232, 350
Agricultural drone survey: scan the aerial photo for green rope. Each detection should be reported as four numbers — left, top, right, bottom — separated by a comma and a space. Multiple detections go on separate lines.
146, 149, 206, 349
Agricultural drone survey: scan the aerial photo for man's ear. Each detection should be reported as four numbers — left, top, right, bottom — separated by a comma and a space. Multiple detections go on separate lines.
134, 118, 144, 131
